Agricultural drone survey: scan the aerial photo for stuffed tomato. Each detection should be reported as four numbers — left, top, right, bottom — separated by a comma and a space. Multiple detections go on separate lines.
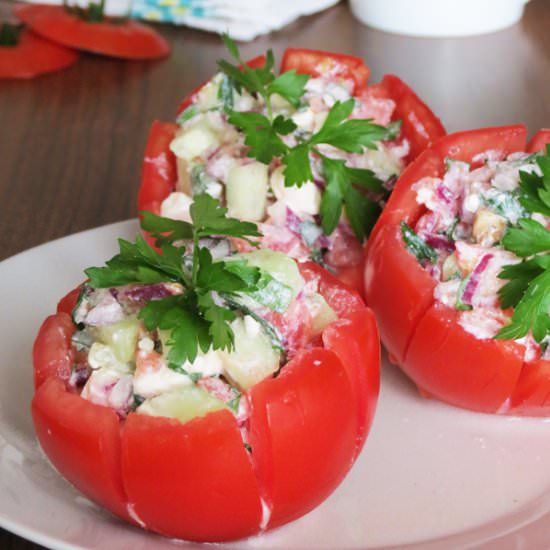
138, 40, 445, 297
365, 125, 550, 415
32, 195, 380, 542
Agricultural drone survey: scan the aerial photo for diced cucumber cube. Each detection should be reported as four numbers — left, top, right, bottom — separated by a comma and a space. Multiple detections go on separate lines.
170, 118, 219, 162
238, 249, 304, 298
226, 161, 268, 221
220, 316, 281, 390
137, 387, 226, 424
307, 294, 337, 336
97, 318, 139, 364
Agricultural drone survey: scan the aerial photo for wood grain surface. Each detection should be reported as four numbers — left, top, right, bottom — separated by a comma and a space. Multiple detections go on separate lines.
0, 0, 549, 548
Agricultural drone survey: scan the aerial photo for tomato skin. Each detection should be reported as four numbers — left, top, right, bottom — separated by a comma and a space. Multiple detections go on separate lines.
405, 302, 524, 413
32, 266, 380, 541
366, 75, 446, 162
323, 308, 380, 456
138, 121, 178, 217
15, 5, 169, 60
32, 312, 75, 389
56, 286, 81, 315
0, 29, 78, 79
249, 348, 357, 529
526, 129, 550, 152
280, 48, 370, 93
122, 411, 262, 542
365, 124, 550, 415
32, 377, 132, 523
509, 360, 550, 416
365, 223, 435, 365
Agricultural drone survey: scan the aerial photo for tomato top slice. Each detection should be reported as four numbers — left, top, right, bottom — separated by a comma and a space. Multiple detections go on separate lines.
15, 5, 169, 60
280, 48, 370, 94
0, 27, 78, 79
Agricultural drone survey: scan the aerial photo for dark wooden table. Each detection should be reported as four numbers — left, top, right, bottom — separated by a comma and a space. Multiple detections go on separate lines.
1, 0, 549, 548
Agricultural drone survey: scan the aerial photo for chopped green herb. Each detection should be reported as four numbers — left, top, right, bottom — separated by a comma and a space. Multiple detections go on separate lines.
517, 145, 550, 217
176, 105, 199, 125
455, 276, 473, 311
400, 221, 437, 264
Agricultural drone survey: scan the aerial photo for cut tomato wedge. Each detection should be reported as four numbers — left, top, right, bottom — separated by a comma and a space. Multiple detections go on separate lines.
0, 27, 78, 79
15, 5, 169, 60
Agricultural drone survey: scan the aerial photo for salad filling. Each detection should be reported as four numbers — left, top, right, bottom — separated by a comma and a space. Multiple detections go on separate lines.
68, 195, 337, 446
404, 148, 550, 361
159, 37, 407, 272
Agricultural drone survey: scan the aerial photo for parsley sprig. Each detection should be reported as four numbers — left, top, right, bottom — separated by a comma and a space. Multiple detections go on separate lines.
85, 194, 285, 368
496, 146, 550, 344
218, 35, 399, 241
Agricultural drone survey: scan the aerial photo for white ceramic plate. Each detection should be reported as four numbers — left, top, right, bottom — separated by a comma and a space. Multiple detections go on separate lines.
2, 220, 550, 550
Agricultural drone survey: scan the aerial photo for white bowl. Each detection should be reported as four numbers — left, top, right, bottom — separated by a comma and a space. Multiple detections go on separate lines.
350, 0, 528, 37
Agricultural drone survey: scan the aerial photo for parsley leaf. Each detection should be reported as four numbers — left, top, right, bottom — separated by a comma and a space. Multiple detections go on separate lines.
85, 194, 280, 366
518, 145, 550, 217
267, 70, 310, 107
319, 155, 384, 240
283, 144, 313, 187
311, 99, 391, 152
502, 218, 550, 257
227, 110, 288, 164
495, 147, 550, 345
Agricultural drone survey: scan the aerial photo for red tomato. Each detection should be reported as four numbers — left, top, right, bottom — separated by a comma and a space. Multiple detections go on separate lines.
138, 48, 445, 298
364, 75, 446, 162
15, 5, 169, 60
527, 129, 550, 153
365, 124, 550, 415
280, 48, 370, 94
0, 28, 78, 79
32, 267, 380, 541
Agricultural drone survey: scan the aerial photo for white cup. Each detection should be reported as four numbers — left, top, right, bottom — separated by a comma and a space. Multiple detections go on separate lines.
349, 0, 529, 37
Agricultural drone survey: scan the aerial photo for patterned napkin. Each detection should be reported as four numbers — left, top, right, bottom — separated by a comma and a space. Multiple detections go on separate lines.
23, 0, 340, 40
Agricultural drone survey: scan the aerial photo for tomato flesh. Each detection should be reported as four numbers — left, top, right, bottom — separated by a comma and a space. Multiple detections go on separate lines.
15, 5, 169, 60
0, 29, 78, 79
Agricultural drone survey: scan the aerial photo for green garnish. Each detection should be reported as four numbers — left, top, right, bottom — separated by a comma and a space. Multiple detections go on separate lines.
0, 22, 21, 47
85, 194, 287, 367
176, 105, 199, 125
517, 145, 550, 217
495, 147, 550, 343
218, 35, 395, 241
400, 221, 437, 264
455, 275, 473, 311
